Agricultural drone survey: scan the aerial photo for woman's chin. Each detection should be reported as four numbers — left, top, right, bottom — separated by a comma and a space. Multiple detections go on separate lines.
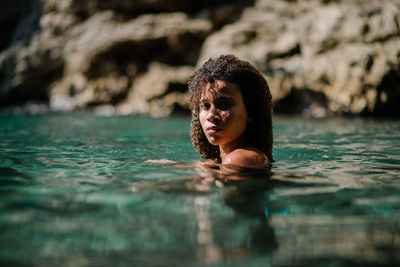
206, 136, 220, 146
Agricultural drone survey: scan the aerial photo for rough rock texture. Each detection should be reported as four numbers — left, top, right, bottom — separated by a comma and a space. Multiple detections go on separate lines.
198, 0, 400, 117
116, 63, 193, 116
0, 0, 41, 51
0, 0, 43, 102
1, 0, 400, 117
43, 0, 247, 18
48, 11, 211, 113
0, 0, 248, 114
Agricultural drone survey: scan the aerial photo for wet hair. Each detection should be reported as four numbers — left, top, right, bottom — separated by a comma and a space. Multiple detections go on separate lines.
188, 54, 273, 162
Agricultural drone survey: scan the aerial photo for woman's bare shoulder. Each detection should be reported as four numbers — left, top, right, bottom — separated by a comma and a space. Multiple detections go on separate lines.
223, 148, 269, 168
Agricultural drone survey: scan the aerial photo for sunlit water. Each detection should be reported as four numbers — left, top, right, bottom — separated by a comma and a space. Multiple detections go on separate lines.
1, 114, 399, 266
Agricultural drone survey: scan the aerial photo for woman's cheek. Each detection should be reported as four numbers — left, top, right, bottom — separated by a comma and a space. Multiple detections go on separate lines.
199, 111, 206, 128
220, 111, 230, 122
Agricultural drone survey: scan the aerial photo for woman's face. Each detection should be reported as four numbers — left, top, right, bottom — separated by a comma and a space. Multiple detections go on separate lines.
199, 80, 248, 148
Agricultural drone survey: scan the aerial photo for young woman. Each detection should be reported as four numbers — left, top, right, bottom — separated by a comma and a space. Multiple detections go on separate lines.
147, 55, 273, 172
189, 55, 273, 168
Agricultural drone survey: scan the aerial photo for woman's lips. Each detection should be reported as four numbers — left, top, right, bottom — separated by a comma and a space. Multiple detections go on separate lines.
206, 126, 222, 134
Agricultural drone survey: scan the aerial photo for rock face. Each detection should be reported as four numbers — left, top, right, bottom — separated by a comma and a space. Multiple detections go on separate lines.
199, 0, 400, 117
116, 63, 193, 116
0, 0, 41, 51
1, 0, 399, 117
0, 0, 248, 114
48, 11, 211, 114
0, 0, 43, 102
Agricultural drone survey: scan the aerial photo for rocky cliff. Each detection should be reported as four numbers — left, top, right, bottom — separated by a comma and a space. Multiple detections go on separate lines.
1, 0, 399, 117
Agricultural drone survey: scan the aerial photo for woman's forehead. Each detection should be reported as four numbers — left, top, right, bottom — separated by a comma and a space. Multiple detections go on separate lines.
200, 80, 240, 99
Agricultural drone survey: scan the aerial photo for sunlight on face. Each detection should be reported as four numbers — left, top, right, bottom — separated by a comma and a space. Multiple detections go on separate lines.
199, 80, 248, 148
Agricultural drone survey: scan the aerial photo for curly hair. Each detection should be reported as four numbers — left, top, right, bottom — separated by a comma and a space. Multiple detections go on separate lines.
188, 55, 273, 163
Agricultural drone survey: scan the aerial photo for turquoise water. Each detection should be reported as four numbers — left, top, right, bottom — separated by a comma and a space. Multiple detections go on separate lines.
1, 114, 399, 266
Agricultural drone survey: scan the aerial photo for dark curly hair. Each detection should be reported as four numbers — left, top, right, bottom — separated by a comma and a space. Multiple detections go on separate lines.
188, 55, 273, 163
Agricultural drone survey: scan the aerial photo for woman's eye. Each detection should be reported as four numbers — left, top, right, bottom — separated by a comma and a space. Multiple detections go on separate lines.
216, 102, 232, 110
200, 103, 210, 110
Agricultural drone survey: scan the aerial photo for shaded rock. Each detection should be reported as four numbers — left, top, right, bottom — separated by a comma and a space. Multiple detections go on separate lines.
2, 0, 399, 117
1, 8, 212, 113
50, 72, 129, 111
1, 0, 250, 113
116, 63, 193, 117
43, 0, 251, 18
0, 0, 41, 51
0, 7, 77, 104
0, 0, 43, 102
62, 11, 212, 70
274, 88, 330, 118
198, 0, 400, 116
0, 37, 65, 105
48, 11, 211, 112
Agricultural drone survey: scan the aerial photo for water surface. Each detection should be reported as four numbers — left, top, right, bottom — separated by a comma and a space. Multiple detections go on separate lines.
1, 114, 399, 266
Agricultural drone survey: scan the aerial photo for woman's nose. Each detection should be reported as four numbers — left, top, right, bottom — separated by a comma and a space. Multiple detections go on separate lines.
207, 105, 219, 121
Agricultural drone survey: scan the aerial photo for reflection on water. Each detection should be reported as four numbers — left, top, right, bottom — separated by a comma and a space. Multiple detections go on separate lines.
1, 114, 400, 266
194, 196, 224, 263
191, 171, 279, 265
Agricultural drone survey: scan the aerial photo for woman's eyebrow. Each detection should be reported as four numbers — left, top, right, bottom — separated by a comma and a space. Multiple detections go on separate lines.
215, 96, 234, 101
200, 96, 234, 102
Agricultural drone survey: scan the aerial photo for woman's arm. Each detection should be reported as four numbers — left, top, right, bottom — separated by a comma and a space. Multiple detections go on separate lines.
145, 157, 269, 181
144, 159, 191, 167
